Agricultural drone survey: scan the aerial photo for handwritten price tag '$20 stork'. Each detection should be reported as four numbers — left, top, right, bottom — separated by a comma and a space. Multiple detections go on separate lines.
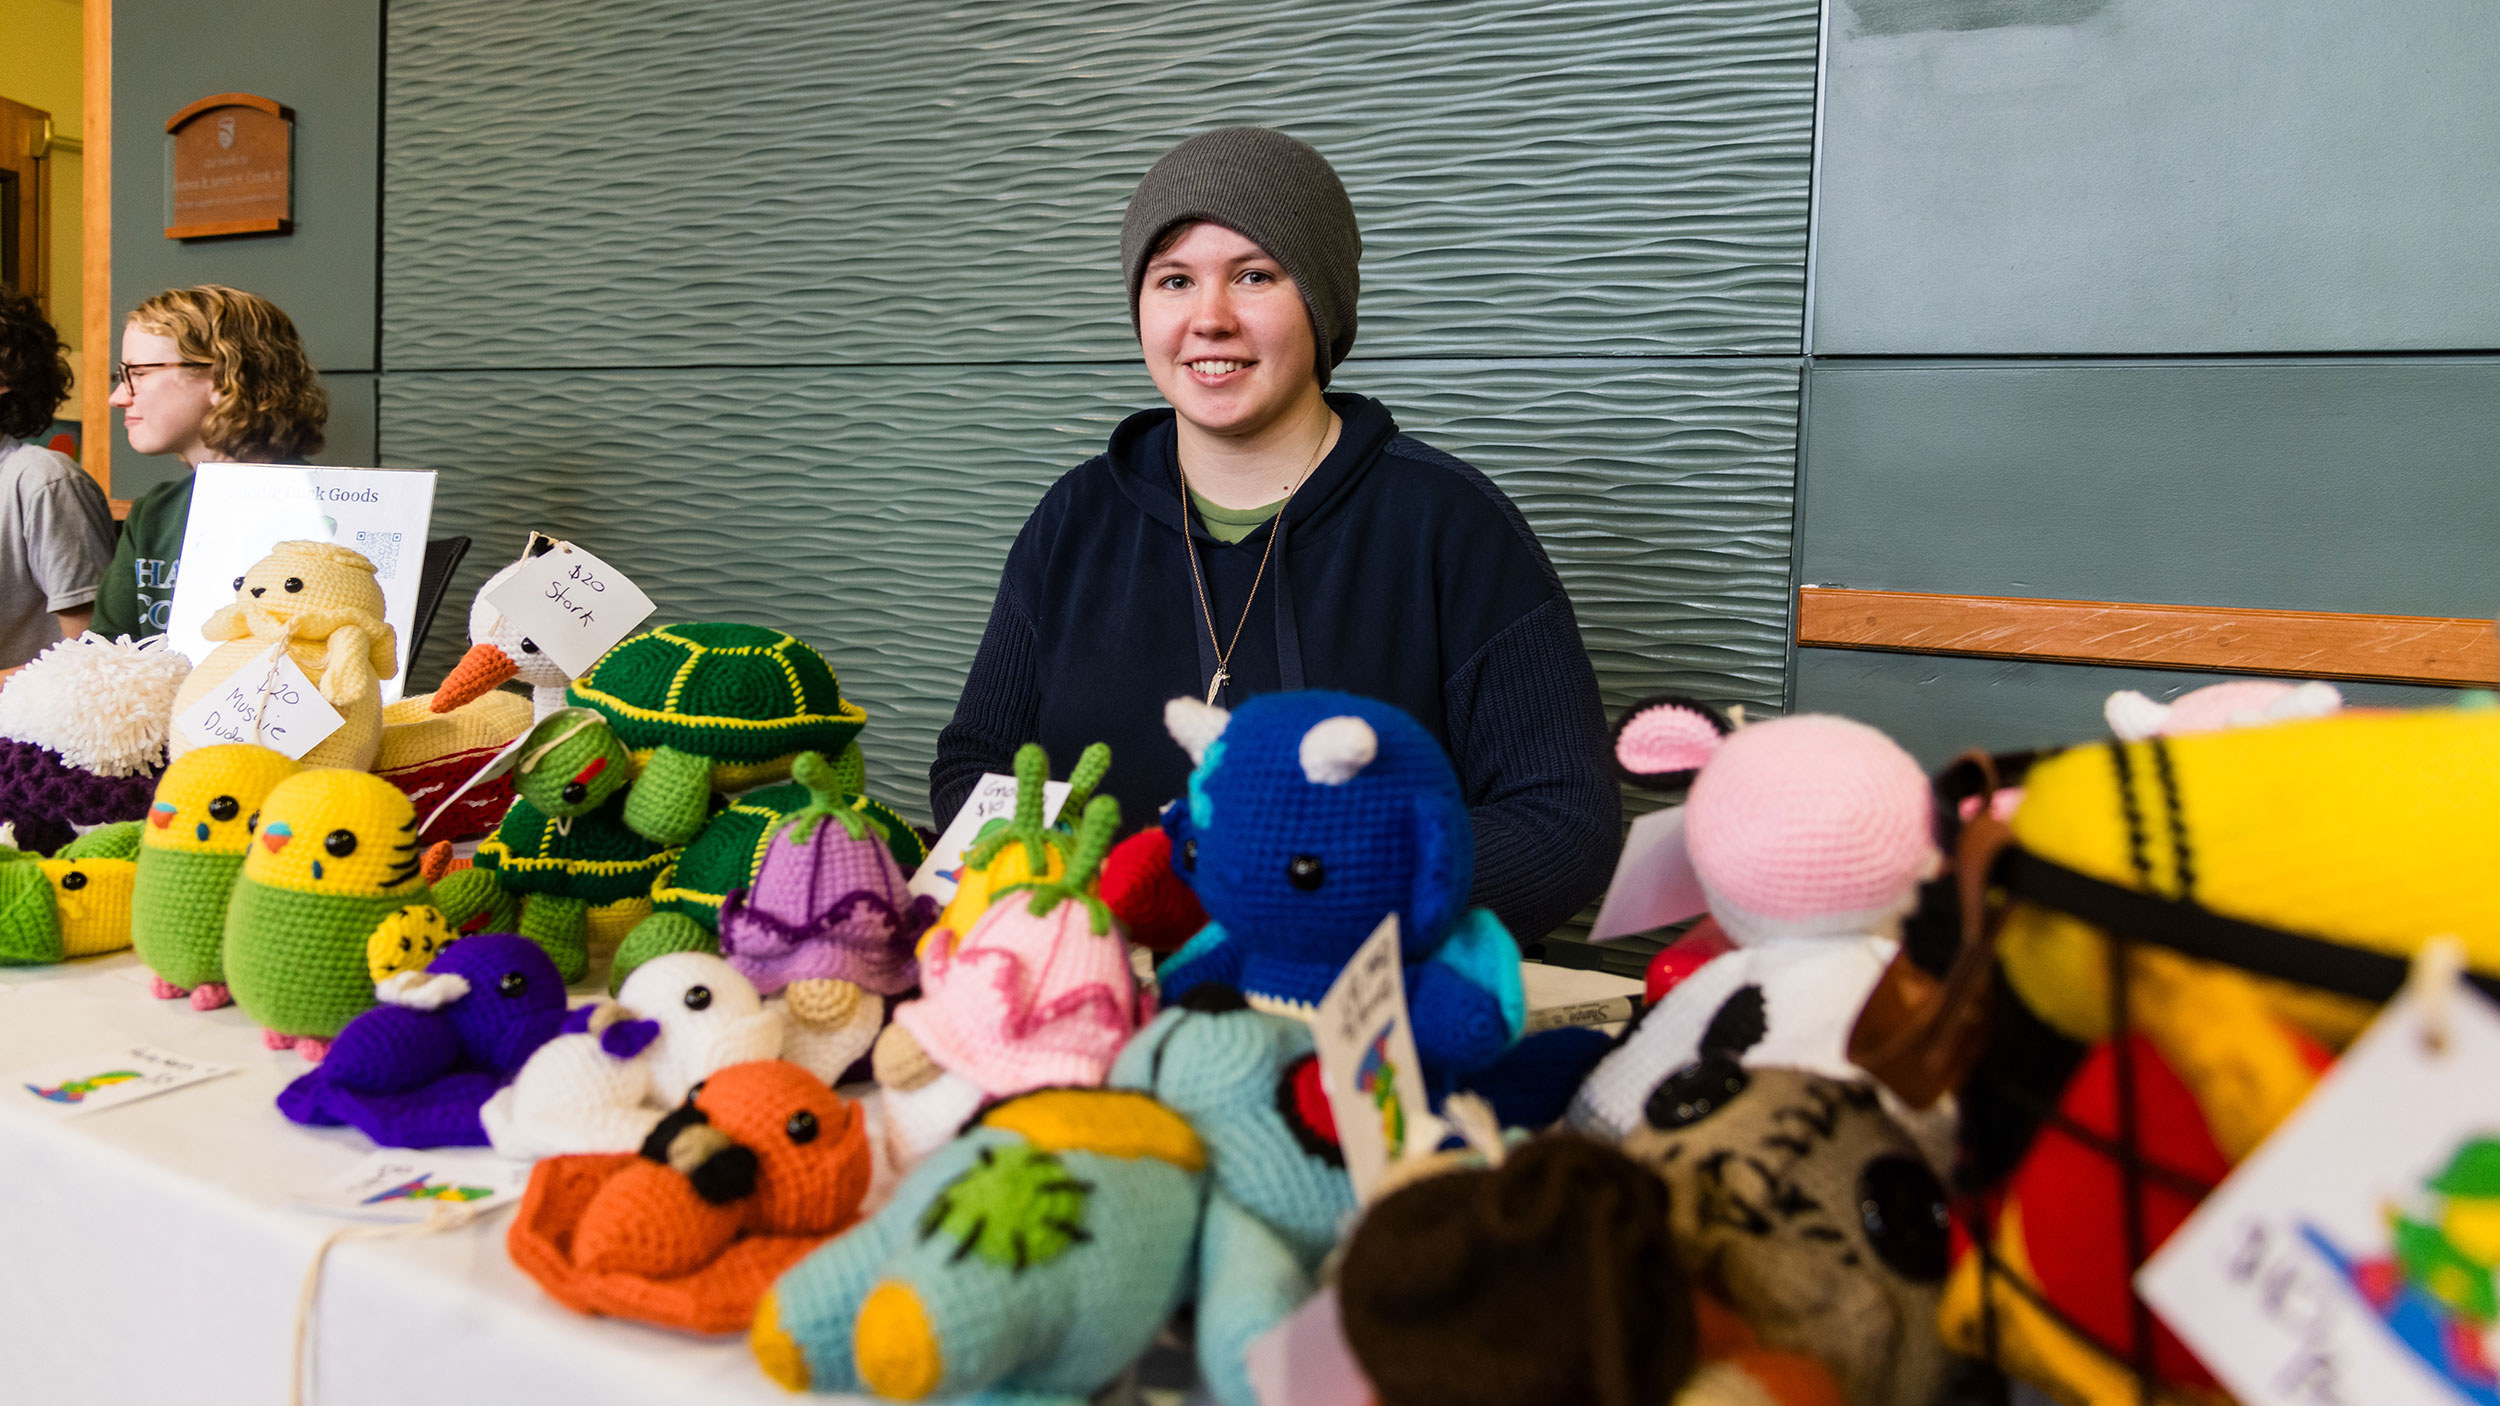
479, 541, 657, 677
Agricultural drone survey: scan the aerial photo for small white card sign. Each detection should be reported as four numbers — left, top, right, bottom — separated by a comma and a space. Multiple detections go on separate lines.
1314, 915, 1444, 1200
296, 1149, 533, 1222
478, 539, 656, 678
14, 1045, 233, 1114
908, 771, 1072, 903
1589, 804, 1709, 942
170, 643, 347, 760
2139, 983, 2500, 1406
165, 464, 438, 703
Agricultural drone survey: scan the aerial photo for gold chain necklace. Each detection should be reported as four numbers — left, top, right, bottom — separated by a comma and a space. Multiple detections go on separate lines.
1180, 420, 1333, 707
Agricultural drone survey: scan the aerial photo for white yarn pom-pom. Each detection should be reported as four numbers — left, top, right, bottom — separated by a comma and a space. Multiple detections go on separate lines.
0, 634, 194, 776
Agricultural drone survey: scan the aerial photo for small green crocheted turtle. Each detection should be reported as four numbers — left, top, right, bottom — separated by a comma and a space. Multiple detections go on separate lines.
566, 623, 867, 847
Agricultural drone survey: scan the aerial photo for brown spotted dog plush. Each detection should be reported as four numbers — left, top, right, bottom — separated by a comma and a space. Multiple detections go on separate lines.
1621, 1061, 1953, 1406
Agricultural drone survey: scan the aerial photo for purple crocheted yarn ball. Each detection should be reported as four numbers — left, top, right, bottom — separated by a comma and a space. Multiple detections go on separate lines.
0, 739, 159, 855
717, 819, 935, 997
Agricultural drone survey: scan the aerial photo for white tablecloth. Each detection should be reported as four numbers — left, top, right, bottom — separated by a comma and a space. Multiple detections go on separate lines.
0, 952, 1637, 1406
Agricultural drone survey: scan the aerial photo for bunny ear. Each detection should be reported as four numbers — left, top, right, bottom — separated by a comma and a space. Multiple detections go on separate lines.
2103, 690, 2170, 742
1610, 695, 1733, 790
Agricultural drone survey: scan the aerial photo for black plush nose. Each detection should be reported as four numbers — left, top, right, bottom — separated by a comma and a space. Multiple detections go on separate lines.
250, 586, 266, 597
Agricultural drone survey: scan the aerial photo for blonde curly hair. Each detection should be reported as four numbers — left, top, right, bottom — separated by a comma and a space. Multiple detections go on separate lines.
127, 285, 327, 461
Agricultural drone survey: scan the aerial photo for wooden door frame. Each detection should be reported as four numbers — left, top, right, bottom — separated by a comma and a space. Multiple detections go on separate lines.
82, 0, 113, 503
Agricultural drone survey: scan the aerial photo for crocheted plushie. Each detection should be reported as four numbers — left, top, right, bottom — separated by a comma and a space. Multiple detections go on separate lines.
2103, 677, 2342, 742
274, 933, 568, 1147
876, 797, 1145, 1171
1097, 826, 1207, 955
374, 689, 532, 847
1614, 1064, 1951, 1406
440, 708, 675, 982
752, 1085, 1206, 1401
1571, 704, 1941, 1147
509, 1060, 871, 1335
132, 744, 303, 1008
719, 749, 937, 996
0, 634, 192, 854
166, 541, 400, 771
1338, 1133, 1845, 1406
927, 741, 1109, 947
1157, 691, 1588, 1120
222, 768, 441, 1058
566, 623, 867, 847
0, 824, 143, 965
426, 554, 581, 723
614, 744, 925, 991
1106, 989, 1357, 1406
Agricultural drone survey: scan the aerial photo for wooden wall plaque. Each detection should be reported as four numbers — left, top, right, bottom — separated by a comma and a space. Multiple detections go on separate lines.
165, 93, 293, 239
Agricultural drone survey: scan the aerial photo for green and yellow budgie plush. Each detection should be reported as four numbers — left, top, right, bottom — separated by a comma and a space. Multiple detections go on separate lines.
132, 743, 303, 1010
0, 822, 144, 965
223, 768, 445, 1060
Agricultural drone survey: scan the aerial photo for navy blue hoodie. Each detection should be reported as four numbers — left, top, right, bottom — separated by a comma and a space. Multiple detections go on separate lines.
930, 391, 1620, 942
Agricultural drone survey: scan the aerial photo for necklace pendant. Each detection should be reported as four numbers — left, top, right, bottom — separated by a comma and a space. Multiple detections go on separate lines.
1205, 669, 1228, 707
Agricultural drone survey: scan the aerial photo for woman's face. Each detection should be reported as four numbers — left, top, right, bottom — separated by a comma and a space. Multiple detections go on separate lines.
111, 324, 217, 464
1138, 221, 1323, 442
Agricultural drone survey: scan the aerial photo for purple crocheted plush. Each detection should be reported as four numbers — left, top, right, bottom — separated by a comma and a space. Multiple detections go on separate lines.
717, 756, 936, 997
277, 933, 567, 1147
0, 739, 159, 856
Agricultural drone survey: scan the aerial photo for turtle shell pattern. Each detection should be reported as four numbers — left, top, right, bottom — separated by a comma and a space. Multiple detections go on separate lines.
652, 781, 927, 929
566, 623, 867, 773
477, 789, 677, 904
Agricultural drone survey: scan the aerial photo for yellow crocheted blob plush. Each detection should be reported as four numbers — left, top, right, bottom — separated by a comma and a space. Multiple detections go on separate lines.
40, 857, 136, 958
365, 904, 457, 983
167, 541, 401, 771
242, 768, 427, 898
143, 745, 304, 857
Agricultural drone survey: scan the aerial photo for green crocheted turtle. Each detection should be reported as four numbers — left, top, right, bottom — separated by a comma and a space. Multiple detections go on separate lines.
566, 623, 866, 847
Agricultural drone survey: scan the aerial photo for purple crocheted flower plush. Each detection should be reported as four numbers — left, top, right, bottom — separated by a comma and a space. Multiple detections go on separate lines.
717, 753, 935, 997
276, 933, 568, 1148
0, 738, 158, 856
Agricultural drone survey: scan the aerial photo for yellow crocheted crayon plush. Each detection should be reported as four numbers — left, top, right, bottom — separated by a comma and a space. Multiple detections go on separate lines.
167, 542, 401, 771
927, 741, 1108, 953
133, 744, 303, 995
44, 856, 137, 957
1998, 705, 2500, 1159
224, 769, 435, 1042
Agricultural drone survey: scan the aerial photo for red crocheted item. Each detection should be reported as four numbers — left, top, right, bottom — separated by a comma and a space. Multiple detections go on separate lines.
379, 745, 518, 847
1643, 918, 1734, 1006
1098, 827, 1207, 954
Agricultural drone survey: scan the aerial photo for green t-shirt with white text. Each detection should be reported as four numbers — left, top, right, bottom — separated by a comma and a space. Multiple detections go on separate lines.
90, 474, 194, 641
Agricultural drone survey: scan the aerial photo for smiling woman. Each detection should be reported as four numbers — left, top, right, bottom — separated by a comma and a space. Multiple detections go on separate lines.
931, 127, 1621, 945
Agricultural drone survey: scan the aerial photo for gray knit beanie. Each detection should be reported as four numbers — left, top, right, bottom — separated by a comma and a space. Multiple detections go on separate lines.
1120, 127, 1362, 386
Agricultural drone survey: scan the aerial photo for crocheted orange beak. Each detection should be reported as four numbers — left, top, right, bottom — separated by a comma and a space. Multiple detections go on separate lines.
430, 642, 521, 714
508, 1061, 870, 1334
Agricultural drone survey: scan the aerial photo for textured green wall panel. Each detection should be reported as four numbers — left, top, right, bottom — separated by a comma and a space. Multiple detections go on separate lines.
380, 361, 1796, 824
382, 0, 1818, 368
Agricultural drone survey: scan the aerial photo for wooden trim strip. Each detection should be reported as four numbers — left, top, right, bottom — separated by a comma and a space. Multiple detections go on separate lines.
165, 92, 292, 132
79, 0, 110, 496
1796, 587, 2499, 688
164, 216, 293, 241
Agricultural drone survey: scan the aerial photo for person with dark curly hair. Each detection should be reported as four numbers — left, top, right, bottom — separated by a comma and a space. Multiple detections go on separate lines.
91, 285, 328, 640
0, 289, 117, 668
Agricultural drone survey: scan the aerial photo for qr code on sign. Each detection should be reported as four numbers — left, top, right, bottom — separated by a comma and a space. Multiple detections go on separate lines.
353, 531, 403, 579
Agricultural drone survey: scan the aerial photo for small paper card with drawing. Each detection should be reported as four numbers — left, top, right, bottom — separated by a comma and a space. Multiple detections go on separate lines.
296, 1148, 533, 1222
908, 771, 1072, 903
13, 1045, 233, 1115
171, 642, 346, 760
2139, 982, 2500, 1406
479, 539, 657, 678
1314, 915, 1444, 1200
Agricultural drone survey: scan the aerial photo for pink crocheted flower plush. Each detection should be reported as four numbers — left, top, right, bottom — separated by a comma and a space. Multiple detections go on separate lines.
892, 886, 1144, 1098
1681, 713, 1939, 945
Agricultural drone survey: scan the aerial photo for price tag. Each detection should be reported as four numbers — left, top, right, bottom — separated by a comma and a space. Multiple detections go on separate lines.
908, 771, 1072, 902
172, 644, 347, 761
1313, 916, 1444, 1201
1589, 804, 1708, 941
295, 1148, 534, 1222
2138, 981, 2500, 1406
13, 1045, 233, 1114
479, 540, 657, 678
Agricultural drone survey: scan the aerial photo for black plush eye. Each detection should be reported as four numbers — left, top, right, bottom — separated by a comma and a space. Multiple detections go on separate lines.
324, 829, 358, 857
60, 870, 87, 891
207, 795, 240, 821
1288, 854, 1324, 891
283, 577, 304, 593
559, 781, 587, 805
519, 638, 540, 655
246, 810, 260, 834
785, 1109, 819, 1144
398, 936, 412, 952
498, 970, 528, 997
1180, 838, 1197, 871
1644, 1055, 1749, 1131
684, 985, 712, 1011
1859, 1155, 1950, 1283
232, 575, 245, 590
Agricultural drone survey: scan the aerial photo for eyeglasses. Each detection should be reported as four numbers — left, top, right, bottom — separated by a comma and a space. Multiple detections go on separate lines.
111, 361, 210, 390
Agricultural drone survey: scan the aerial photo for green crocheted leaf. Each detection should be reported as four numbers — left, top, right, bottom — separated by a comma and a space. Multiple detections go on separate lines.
915, 1143, 1095, 1274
